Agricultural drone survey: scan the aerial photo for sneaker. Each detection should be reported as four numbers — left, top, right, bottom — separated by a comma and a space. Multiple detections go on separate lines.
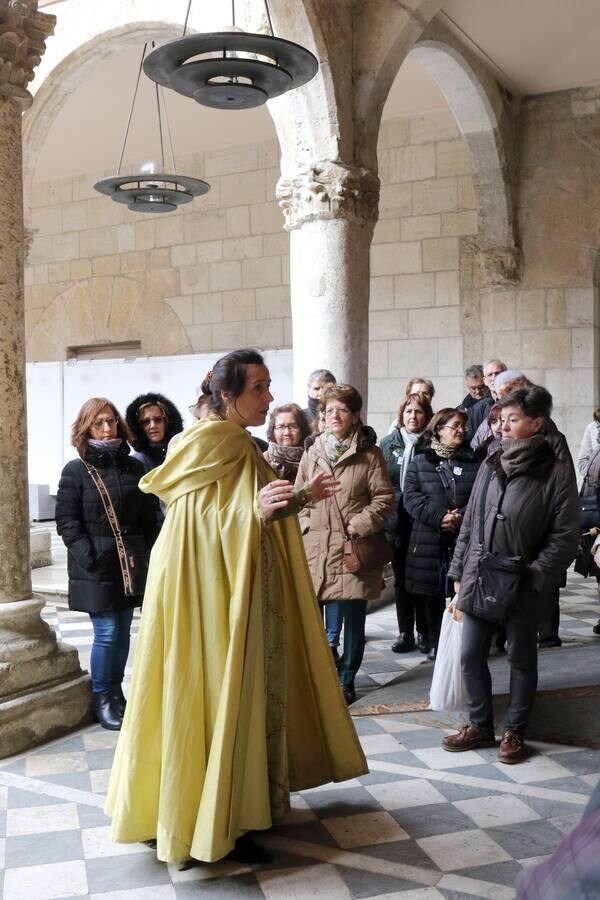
442, 723, 496, 753
497, 729, 525, 764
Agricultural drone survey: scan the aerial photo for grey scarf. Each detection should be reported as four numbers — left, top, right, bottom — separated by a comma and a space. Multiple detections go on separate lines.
399, 428, 421, 490
500, 434, 545, 478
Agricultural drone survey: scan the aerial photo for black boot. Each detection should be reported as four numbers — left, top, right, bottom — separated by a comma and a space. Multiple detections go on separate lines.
92, 691, 122, 731
229, 833, 273, 864
417, 633, 430, 654
110, 684, 127, 719
392, 633, 415, 653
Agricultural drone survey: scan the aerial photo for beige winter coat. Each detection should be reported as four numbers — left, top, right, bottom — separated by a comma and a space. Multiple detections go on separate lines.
295, 426, 395, 602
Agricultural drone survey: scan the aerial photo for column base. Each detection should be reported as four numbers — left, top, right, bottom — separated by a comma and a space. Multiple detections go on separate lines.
0, 595, 92, 757
0, 670, 92, 759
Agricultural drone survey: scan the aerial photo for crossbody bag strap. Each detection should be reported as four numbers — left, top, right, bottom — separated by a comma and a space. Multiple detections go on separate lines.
435, 460, 456, 508
317, 453, 350, 541
477, 467, 496, 551
82, 460, 132, 595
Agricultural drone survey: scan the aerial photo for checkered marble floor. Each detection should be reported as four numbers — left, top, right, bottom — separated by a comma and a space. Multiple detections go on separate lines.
8, 552, 597, 898
0, 712, 598, 900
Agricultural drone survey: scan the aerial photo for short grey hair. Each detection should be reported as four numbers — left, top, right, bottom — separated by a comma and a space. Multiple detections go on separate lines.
484, 359, 507, 375
307, 369, 336, 387
465, 364, 484, 379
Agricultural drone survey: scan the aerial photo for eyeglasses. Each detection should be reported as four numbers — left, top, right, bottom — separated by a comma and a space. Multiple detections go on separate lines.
442, 422, 465, 432
140, 416, 166, 427
274, 423, 300, 432
92, 416, 118, 428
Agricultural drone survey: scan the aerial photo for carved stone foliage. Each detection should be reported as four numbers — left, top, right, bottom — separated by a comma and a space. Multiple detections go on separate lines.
0, 0, 55, 108
277, 161, 380, 230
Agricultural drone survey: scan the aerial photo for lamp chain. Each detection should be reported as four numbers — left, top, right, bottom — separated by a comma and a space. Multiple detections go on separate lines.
264, 0, 274, 36
183, 0, 193, 36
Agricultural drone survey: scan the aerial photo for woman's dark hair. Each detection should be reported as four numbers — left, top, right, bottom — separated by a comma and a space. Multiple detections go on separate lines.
72, 397, 131, 459
427, 407, 468, 441
499, 385, 553, 420
396, 392, 434, 429
319, 383, 363, 414
125, 392, 184, 450
593, 406, 600, 423
266, 403, 310, 444
201, 348, 265, 415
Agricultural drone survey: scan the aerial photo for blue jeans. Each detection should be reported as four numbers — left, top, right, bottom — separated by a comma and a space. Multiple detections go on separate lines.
323, 601, 343, 647
89, 608, 134, 694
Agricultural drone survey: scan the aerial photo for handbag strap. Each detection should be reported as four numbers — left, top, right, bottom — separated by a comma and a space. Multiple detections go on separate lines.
436, 460, 456, 508
82, 460, 133, 594
477, 467, 507, 553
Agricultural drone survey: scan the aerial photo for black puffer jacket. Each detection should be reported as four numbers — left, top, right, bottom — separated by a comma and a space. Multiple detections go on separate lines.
450, 441, 579, 623
55, 443, 158, 614
403, 443, 480, 597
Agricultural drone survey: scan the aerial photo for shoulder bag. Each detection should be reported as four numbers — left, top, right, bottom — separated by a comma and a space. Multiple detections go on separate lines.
331, 492, 391, 575
579, 448, 600, 531
471, 468, 528, 624
83, 461, 149, 598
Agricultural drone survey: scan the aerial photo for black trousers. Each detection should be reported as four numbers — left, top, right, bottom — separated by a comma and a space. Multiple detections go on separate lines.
392, 549, 428, 637
461, 611, 538, 734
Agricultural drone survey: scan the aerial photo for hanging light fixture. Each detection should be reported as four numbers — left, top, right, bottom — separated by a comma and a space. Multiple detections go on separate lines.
142, 0, 318, 111
94, 43, 210, 213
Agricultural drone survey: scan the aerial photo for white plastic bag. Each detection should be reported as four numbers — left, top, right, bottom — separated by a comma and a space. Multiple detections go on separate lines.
429, 598, 465, 711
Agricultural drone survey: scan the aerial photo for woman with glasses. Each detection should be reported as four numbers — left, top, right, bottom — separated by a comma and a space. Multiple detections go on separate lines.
55, 398, 157, 730
296, 383, 395, 704
264, 403, 310, 482
402, 408, 480, 659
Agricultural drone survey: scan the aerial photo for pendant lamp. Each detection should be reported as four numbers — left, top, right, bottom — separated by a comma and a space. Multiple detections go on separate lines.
94, 43, 210, 213
143, 0, 318, 111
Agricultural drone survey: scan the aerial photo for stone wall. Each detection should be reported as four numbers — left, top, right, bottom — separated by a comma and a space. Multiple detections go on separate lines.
25, 109, 478, 432
25, 97, 599, 451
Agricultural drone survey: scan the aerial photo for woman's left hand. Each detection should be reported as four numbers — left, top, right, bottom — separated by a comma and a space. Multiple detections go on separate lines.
258, 480, 295, 519
310, 472, 342, 503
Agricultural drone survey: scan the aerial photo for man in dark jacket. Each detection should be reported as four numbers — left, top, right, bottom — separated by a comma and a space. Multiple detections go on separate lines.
467, 358, 507, 437
457, 364, 489, 412
302, 369, 336, 424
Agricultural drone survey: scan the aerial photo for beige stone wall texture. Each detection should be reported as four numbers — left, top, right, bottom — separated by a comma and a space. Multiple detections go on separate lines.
25, 98, 599, 452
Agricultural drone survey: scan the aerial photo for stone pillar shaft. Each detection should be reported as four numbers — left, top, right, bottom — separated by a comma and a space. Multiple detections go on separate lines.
278, 161, 379, 406
0, 95, 31, 602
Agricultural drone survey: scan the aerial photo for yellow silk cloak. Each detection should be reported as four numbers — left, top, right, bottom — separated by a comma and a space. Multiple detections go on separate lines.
105, 418, 367, 863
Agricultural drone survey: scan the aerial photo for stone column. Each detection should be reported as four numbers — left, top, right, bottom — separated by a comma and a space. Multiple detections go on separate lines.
277, 162, 379, 406
0, 0, 90, 757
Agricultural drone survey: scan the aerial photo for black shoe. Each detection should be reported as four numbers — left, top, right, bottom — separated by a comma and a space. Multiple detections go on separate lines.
229, 833, 273, 864
91, 691, 122, 731
427, 646, 437, 661
391, 633, 415, 653
417, 633, 430, 654
538, 637, 561, 649
110, 684, 127, 719
342, 684, 356, 705
593, 620, 600, 636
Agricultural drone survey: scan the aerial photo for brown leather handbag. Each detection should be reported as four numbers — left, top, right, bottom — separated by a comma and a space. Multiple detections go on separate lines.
332, 494, 391, 575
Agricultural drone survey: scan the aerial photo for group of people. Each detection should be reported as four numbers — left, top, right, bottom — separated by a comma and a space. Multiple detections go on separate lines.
54, 348, 589, 868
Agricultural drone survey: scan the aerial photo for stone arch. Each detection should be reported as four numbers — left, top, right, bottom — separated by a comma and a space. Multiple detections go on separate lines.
27, 276, 191, 362
409, 21, 517, 256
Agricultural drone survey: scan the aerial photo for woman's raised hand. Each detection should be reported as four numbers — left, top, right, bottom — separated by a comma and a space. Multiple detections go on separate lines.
258, 479, 295, 519
310, 472, 341, 503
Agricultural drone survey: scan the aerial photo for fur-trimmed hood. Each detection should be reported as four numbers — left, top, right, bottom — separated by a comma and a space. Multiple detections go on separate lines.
125, 393, 184, 452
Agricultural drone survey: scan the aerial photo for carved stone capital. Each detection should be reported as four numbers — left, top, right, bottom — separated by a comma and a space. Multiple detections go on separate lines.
276, 161, 380, 230
0, 1, 56, 109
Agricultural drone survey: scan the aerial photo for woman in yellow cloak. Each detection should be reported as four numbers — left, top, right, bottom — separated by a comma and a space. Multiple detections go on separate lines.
105, 349, 368, 865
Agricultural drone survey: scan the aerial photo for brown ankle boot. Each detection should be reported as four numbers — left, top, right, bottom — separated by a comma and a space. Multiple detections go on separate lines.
497, 729, 525, 764
442, 723, 495, 753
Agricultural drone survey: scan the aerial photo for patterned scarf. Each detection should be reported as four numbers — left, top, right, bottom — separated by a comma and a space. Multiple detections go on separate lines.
266, 441, 304, 480
430, 434, 455, 459
88, 438, 123, 454
323, 427, 353, 463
